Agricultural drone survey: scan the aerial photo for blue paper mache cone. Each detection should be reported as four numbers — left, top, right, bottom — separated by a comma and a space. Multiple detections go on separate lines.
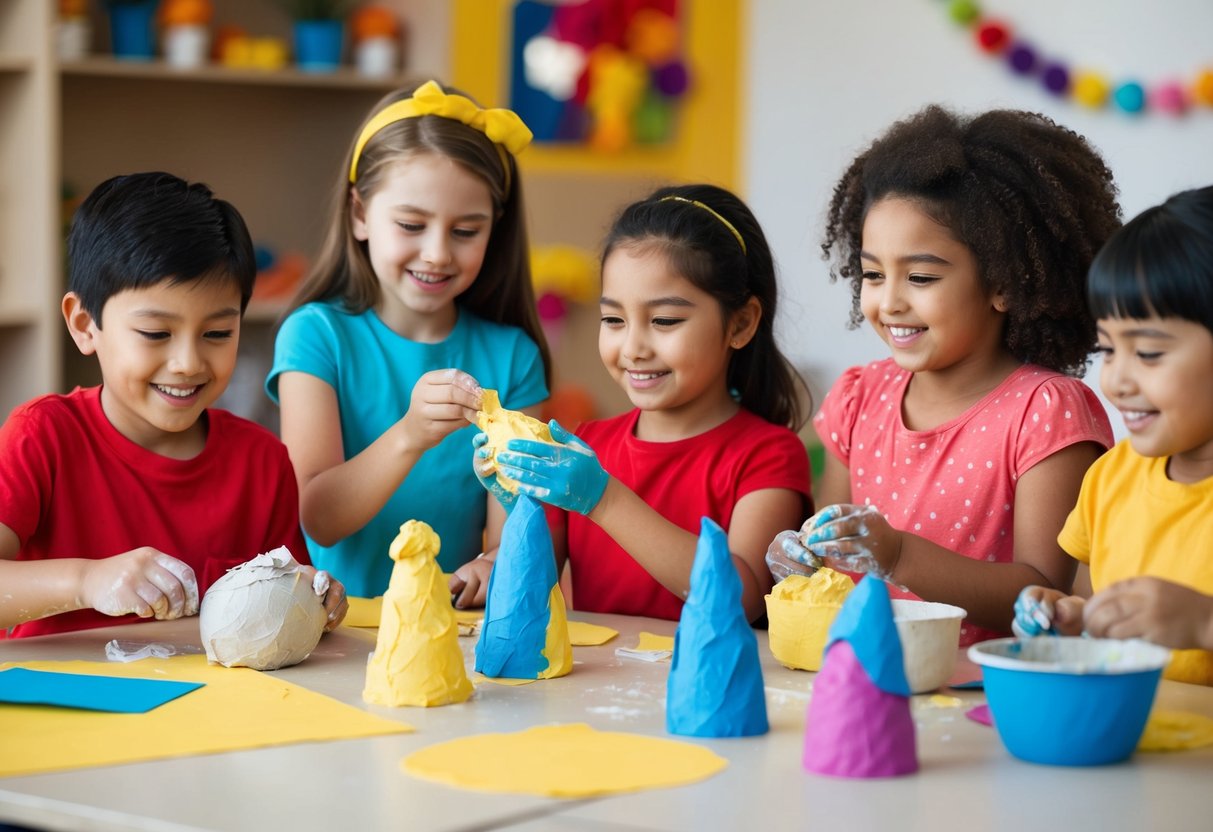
474, 495, 557, 679
666, 517, 769, 737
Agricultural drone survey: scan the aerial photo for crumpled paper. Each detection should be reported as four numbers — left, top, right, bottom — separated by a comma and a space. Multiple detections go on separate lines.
198, 547, 327, 671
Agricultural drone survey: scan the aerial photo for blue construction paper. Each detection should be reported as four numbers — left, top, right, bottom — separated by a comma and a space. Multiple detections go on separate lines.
0, 667, 203, 713
825, 575, 911, 697
666, 517, 768, 738
475, 495, 557, 679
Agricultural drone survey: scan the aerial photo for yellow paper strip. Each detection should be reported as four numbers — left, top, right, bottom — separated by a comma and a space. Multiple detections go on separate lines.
567, 621, 619, 646
635, 632, 675, 652
344, 596, 485, 629
0, 656, 412, 778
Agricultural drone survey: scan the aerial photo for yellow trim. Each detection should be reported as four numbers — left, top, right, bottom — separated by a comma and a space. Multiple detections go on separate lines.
450, 0, 741, 188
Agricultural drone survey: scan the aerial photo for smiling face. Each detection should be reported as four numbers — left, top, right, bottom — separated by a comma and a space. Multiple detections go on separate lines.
352, 152, 494, 339
859, 197, 1010, 382
598, 244, 757, 436
1097, 315, 1213, 482
63, 276, 242, 458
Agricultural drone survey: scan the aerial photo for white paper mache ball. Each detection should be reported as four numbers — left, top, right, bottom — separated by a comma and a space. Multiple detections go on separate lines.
199, 547, 327, 671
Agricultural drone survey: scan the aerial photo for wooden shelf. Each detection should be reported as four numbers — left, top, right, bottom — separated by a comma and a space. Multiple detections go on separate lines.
60, 56, 413, 91
0, 55, 33, 73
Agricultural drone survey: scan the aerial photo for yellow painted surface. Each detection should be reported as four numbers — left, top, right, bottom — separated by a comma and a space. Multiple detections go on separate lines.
765, 569, 855, 672
0, 655, 411, 778
402, 722, 727, 796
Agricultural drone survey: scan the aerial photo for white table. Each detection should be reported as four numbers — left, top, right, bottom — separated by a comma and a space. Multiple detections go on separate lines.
2, 613, 1212, 832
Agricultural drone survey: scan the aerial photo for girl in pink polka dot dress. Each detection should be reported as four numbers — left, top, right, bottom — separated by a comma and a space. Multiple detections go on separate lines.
767, 106, 1118, 646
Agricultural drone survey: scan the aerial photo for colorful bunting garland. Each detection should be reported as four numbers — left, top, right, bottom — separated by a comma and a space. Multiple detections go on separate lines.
943, 0, 1213, 116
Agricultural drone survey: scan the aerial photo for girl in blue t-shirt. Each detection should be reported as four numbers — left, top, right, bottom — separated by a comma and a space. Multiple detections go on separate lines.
267, 80, 550, 600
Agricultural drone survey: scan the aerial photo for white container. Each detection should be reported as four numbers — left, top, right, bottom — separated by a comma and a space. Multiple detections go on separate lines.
56, 18, 90, 62
892, 599, 967, 693
355, 36, 398, 77
164, 25, 209, 69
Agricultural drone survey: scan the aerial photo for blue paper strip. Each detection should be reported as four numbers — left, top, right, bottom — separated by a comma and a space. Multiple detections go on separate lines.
0, 667, 204, 713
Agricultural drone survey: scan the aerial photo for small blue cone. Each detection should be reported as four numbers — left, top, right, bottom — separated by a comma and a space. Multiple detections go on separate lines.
666, 517, 768, 737
475, 495, 556, 678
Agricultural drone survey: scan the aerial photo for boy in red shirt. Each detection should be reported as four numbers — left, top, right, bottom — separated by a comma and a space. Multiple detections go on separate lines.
0, 172, 346, 637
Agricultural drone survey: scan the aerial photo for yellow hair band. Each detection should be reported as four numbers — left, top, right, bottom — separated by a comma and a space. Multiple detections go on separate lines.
658, 196, 747, 254
349, 80, 534, 184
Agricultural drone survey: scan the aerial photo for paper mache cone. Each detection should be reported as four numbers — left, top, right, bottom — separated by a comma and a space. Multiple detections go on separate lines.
666, 517, 768, 738
475, 495, 571, 680
363, 520, 473, 707
802, 575, 918, 777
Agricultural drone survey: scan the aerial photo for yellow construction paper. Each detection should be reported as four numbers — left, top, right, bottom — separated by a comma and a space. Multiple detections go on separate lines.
540, 585, 573, 679
476, 389, 552, 493
567, 621, 619, 646
363, 521, 473, 707
344, 596, 384, 627
1138, 709, 1213, 752
926, 695, 964, 708
765, 569, 854, 672
635, 632, 675, 652
402, 723, 727, 797
0, 655, 411, 778
473, 673, 537, 687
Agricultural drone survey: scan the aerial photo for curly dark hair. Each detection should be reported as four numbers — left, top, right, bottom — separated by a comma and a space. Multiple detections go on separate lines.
822, 105, 1122, 376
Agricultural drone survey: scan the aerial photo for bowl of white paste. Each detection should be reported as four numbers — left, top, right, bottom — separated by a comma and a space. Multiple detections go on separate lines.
892, 599, 967, 693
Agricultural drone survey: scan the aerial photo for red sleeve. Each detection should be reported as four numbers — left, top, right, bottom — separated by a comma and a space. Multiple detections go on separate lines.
0, 401, 56, 545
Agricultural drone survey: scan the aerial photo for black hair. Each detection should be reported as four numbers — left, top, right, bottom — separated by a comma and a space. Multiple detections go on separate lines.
602, 183, 807, 430
67, 171, 256, 323
1088, 185, 1213, 334
823, 105, 1123, 376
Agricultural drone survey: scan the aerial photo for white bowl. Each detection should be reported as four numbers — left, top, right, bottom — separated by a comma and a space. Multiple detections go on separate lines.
892, 599, 967, 693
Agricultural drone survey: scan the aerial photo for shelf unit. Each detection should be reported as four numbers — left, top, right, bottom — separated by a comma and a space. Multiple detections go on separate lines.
0, 0, 442, 426
0, 0, 58, 422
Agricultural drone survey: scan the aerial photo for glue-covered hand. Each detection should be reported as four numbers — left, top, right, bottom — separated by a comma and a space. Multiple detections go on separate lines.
1012, 586, 1084, 638
79, 548, 199, 620
802, 504, 901, 581
399, 369, 483, 452
298, 565, 347, 631
494, 421, 609, 516
472, 431, 518, 513
765, 529, 823, 582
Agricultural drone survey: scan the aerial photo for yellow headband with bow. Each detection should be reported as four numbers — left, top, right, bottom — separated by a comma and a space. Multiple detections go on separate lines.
348, 80, 533, 184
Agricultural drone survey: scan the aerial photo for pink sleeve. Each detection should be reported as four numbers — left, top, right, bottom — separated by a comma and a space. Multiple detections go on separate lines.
1012, 377, 1114, 478
812, 365, 866, 467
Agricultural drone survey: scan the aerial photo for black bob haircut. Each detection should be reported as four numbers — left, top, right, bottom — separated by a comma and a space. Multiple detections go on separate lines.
67, 171, 256, 323
1088, 185, 1213, 335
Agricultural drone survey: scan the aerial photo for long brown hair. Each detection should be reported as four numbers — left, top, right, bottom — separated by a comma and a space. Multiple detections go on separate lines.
285, 84, 551, 386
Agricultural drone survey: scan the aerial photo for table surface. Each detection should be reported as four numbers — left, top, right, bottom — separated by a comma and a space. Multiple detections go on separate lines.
2, 613, 1212, 832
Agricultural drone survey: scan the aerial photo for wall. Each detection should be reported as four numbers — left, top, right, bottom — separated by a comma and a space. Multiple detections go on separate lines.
746, 0, 1213, 435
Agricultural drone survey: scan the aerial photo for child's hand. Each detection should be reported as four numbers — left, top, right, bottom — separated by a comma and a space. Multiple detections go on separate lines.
79, 549, 199, 620
400, 369, 483, 452
1012, 586, 1085, 637
495, 420, 609, 516
472, 431, 518, 513
298, 566, 348, 631
449, 554, 494, 609
803, 504, 901, 581
765, 529, 823, 582
1084, 577, 1213, 650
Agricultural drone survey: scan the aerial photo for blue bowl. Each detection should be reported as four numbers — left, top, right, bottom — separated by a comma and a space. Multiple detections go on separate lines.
968, 637, 1171, 766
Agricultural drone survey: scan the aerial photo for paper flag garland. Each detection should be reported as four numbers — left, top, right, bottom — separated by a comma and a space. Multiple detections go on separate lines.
802, 575, 918, 777
475, 495, 572, 680
666, 517, 768, 738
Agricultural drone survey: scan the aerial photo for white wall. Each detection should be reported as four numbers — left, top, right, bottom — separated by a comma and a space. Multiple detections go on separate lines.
746, 0, 1213, 433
